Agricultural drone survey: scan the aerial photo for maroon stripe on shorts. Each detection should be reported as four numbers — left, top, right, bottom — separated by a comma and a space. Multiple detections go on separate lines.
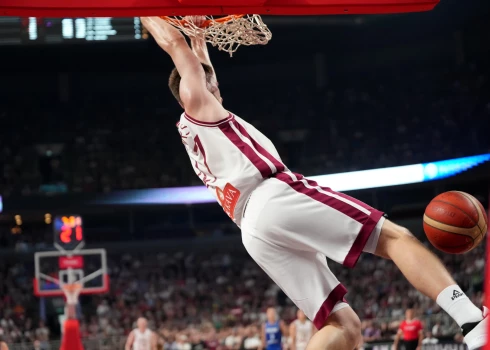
274, 172, 384, 268
233, 120, 286, 173
219, 122, 272, 178
313, 283, 348, 329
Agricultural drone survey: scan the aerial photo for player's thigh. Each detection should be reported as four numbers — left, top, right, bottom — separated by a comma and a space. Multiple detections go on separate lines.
245, 177, 384, 267
402, 340, 419, 350
241, 231, 347, 328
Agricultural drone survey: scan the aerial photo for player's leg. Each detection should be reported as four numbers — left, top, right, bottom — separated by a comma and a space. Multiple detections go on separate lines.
241, 177, 365, 350
373, 220, 487, 349
306, 306, 361, 350
241, 231, 361, 350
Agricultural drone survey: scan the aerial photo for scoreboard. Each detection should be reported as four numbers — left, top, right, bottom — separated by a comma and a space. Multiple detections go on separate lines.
0, 17, 147, 45
53, 215, 84, 251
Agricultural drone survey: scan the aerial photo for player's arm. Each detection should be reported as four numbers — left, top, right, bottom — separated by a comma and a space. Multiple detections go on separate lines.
188, 20, 217, 79
261, 324, 266, 348
151, 331, 158, 350
289, 323, 296, 350
141, 17, 227, 121
393, 329, 402, 350
417, 322, 424, 350
280, 320, 288, 336
1, 343, 9, 350
125, 331, 135, 350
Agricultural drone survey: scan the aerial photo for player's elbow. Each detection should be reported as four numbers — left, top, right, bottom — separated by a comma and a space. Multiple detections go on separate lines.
159, 36, 187, 53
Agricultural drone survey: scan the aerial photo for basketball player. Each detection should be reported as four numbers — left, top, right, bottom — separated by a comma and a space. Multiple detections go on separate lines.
290, 310, 316, 350
125, 318, 157, 350
262, 308, 287, 350
60, 285, 84, 350
393, 306, 424, 350
141, 16, 488, 350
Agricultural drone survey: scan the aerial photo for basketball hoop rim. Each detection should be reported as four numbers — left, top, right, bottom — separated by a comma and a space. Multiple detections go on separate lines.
160, 15, 245, 28
33, 274, 110, 297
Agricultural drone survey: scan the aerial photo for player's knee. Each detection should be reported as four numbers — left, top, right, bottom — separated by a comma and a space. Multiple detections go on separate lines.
374, 220, 417, 259
313, 306, 361, 349
375, 220, 417, 259
341, 313, 362, 346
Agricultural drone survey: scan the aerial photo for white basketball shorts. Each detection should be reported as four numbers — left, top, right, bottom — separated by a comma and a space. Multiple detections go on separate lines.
240, 171, 385, 329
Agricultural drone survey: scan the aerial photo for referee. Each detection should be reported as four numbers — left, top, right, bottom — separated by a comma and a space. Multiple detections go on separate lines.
394, 305, 424, 350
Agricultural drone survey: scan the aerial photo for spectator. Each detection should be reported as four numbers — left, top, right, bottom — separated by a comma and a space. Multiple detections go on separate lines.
363, 320, 381, 343
422, 331, 439, 345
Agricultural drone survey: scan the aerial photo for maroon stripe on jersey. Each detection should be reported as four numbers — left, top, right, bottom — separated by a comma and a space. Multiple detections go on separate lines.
233, 120, 286, 173
274, 172, 384, 268
184, 112, 234, 127
313, 283, 348, 329
219, 122, 272, 178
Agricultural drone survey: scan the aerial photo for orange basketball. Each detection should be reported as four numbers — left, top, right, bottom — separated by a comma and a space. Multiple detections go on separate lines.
423, 191, 488, 254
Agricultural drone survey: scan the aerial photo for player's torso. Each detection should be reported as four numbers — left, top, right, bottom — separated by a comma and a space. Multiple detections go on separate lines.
133, 329, 152, 350
265, 321, 282, 349
177, 112, 286, 227
294, 320, 312, 349
400, 320, 421, 340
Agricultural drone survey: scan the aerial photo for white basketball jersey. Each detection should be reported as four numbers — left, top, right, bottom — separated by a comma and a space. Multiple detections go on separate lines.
133, 329, 152, 350
177, 112, 286, 227
293, 320, 313, 350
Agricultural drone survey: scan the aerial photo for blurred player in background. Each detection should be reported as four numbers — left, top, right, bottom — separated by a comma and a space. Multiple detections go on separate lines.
393, 306, 424, 350
60, 285, 84, 350
262, 308, 287, 350
289, 310, 315, 350
141, 16, 487, 350
125, 317, 157, 350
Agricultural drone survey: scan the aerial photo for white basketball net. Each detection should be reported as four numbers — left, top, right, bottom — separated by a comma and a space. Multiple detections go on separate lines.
62, 283, 82, 305
162, 15, 272, 56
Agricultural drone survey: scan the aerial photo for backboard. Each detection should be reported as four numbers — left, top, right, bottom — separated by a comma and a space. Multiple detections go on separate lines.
34, 248, 109, 297
0, 0, 440, 17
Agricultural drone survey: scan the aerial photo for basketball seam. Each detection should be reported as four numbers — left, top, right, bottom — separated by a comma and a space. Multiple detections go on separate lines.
430, 199, 478, 226
456, 192, 485, 238
423, 218, 476, 241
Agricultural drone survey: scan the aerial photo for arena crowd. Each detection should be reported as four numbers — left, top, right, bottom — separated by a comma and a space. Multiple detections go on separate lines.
0, 234, 484, 349
0, 63, 488, 198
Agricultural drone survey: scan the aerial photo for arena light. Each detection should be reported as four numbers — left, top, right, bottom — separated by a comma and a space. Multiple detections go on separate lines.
94, 153, 490, 205
309, 153, 490, 192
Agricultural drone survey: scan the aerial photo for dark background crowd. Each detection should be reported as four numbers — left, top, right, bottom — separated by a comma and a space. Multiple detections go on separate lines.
0, 0, 489, 349
0, 61, 489, 198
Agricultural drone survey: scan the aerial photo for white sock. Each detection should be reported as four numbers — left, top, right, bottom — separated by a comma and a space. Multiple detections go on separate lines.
436, 285, 483, 327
